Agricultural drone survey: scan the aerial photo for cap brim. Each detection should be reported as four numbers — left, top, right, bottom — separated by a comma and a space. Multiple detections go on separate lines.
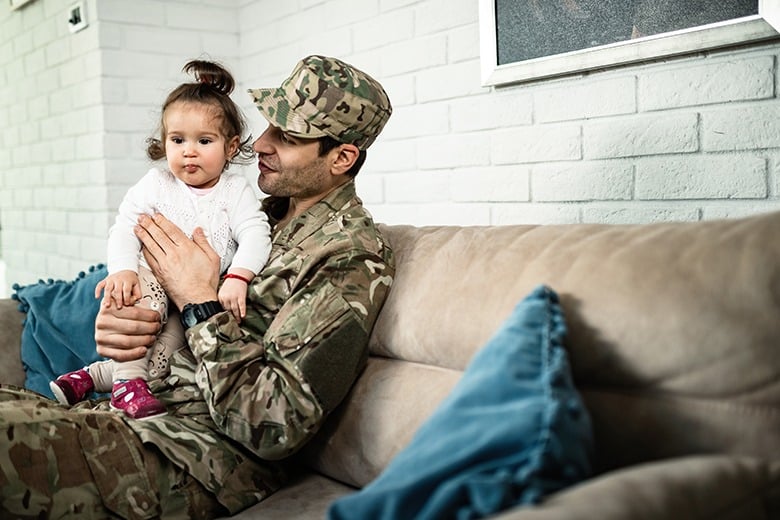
247, 87, 330, 140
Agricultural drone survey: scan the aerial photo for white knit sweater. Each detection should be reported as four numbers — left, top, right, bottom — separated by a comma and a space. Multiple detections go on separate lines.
107, 167, 271, 276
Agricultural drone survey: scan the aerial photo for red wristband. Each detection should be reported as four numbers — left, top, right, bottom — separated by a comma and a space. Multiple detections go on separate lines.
223, 273, 252, 284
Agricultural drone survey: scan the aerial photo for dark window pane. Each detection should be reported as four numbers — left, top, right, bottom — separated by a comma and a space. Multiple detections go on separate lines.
497, 0, 759, 65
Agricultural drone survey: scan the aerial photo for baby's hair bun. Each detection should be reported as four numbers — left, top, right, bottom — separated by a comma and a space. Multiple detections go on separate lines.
183, 59, 235, 96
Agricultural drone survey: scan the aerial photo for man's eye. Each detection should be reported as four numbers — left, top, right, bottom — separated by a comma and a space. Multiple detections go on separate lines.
280, 133, 291, 144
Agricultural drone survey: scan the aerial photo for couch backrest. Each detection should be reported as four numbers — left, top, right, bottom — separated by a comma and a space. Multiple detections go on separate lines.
305, 212, 780, 486
0, 298, 24, 388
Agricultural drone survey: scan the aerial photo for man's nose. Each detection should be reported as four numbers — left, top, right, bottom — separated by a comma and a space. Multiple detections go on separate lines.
253, 127, 272, 153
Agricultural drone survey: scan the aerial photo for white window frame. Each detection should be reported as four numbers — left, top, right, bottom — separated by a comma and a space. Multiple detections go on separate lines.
9, 0, 36, 10
479, 0, 780, 87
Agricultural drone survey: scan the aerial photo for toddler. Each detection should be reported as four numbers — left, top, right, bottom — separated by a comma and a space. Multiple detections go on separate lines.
50, 59, 271, 420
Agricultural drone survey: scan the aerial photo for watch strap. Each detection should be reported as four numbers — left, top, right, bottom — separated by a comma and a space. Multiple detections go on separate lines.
180, 300, 224, 329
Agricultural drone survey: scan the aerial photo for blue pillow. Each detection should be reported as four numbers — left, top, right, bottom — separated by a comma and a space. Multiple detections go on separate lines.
12, 265, 108, 398
328, 285, 593, 520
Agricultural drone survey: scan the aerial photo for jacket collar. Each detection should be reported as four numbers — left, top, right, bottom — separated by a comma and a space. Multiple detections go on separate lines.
263, 181, 360, 244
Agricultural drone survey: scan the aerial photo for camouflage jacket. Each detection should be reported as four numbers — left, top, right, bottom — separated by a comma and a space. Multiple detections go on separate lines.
120, 181, 394, 513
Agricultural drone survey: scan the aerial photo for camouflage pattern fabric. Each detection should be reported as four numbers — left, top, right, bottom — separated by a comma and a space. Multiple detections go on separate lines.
248, 55, 392, 150
0, 386, 226, 519
0, 181, 395, 517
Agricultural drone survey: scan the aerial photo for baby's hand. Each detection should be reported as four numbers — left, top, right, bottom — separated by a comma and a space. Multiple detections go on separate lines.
95, 270, 141, 309
218, 277, 249, 323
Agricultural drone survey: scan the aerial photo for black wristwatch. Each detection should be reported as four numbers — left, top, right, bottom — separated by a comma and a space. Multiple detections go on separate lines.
180, 300, 224, 329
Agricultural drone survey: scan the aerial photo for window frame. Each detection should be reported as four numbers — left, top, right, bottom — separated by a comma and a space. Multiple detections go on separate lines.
9, 0, 36, 10
479, 0, 780, 87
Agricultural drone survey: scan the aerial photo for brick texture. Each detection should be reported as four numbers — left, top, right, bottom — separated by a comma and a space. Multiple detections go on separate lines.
2, 0, 780, 294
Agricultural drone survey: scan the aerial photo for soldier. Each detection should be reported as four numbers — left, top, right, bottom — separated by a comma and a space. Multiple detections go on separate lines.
0, 55, 394, 519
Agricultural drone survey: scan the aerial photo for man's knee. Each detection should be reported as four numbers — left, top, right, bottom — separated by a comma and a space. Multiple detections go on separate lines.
0, 395, 223, 519
0, 402, 108, 518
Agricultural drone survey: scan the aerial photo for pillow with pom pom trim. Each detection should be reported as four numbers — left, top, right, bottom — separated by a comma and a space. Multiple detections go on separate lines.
12, 265, 108, 398
328, 285, 594, 520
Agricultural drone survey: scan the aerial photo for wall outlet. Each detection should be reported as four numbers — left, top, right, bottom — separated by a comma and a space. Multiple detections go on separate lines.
68, 1, 87, 33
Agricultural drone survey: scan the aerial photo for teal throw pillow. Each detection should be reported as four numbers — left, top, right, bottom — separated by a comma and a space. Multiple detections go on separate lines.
328, 284, 593, 520
12, 265, 108, 398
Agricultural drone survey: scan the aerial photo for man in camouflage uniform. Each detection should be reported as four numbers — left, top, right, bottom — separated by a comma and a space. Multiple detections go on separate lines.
0, 55, 394, 519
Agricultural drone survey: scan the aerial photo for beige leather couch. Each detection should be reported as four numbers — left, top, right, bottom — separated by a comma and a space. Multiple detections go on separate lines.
1, 213, 779, 519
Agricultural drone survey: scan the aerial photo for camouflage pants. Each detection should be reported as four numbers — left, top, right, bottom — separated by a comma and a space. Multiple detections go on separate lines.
0, 386, 225, 519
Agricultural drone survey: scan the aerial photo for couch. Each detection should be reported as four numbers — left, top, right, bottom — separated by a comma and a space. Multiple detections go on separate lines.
1, 212, 779, 519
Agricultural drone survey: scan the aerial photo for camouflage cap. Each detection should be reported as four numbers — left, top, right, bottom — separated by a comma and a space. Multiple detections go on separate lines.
248, 55, 392, 150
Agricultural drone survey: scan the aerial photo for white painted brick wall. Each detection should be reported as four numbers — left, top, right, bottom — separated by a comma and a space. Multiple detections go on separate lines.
532, 162, 634, 202
535, 76, 637, 122
3, 0, 780, 294
450, 91, 533, 131
417, 133, 491, 170
1, 0, 108, 291
636, 155, 767, 200
0, 0, 242, 291
638, 56, 774, 110
492, 125, 581, 164
244, 0, 780, 229
452, 166, 530, 202
703, 103, 780, 150
584, 113, 699, 159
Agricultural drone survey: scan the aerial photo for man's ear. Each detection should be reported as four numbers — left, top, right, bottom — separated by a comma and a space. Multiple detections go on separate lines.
330, 144, 359, 176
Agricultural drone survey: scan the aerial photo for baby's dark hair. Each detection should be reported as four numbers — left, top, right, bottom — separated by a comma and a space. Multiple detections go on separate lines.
146, 59, 254, 167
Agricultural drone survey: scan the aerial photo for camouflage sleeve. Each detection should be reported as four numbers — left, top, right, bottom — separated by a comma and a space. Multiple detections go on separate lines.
185, 248, 393, 461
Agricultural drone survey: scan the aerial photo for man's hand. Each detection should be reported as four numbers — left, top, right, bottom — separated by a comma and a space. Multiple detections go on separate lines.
95, 303, 161, 362
134, 213, 221, 309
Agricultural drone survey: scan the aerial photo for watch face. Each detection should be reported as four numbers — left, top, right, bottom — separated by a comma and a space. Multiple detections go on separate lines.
180, 301, 223, 329
182, 306, 199, 328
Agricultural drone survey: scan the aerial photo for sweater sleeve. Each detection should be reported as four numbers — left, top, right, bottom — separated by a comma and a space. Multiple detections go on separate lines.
225, 177, 271, 274
106, 169, 159, 274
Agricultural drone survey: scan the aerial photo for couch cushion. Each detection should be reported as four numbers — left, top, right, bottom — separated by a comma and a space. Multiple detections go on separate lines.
371, 212, 780, 470
227, 472, 354, 520
12, 265, 107, 398
326, 285, 593, 519
304, 357, 463, 488
0, 298, 25, 387
489, 456, 780, 520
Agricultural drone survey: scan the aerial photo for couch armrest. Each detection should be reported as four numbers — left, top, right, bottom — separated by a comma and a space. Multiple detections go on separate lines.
491, 455, 780, 520
0, 298, 25, 387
